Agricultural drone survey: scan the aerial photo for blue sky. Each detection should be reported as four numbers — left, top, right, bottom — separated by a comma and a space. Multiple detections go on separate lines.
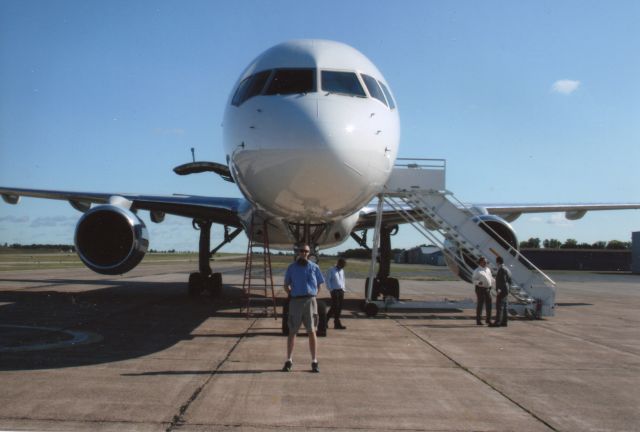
1, 0, 639, 253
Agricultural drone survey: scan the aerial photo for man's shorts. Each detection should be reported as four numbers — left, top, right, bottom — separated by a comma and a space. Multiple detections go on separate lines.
288, 296, 318, 335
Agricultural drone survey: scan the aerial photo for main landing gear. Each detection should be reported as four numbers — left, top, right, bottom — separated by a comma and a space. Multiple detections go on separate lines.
188, 220, 242, 298
359, 225, 400, 317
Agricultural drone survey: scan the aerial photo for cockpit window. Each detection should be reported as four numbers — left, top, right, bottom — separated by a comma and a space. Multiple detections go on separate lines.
232, 70, 271, 106
321, 71, 366, 97
265, 68, 316, 95
361, 74, 388, 107
378, 81, 396, 110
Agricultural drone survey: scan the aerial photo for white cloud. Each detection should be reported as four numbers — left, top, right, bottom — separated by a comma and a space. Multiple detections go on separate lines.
551, 79, 581, 95
526, 213, 573, 226
30, 216, 77, 228
546, 213, 573, 227
0, 215, 29, 223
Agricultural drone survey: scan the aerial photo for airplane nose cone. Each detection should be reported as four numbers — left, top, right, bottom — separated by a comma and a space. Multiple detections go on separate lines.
226, 96, 393, 221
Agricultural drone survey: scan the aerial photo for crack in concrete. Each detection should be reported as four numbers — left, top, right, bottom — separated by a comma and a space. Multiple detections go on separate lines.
397, 319, 559, 432
165, 318, 257, 432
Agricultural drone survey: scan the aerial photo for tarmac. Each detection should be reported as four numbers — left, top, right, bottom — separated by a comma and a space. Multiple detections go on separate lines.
1, 261, 639, 431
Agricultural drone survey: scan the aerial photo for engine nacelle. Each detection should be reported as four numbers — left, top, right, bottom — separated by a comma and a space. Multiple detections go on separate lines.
74, 205, 149, 275
443, 215, 518, 283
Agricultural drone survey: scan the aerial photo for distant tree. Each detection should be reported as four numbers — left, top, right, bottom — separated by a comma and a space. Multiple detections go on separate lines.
561, 238, 578, 249
592, 241, 607, 249
606, 240, 630, 250
520, 237, 541, 248
340, 248, 371, 259
543, 239, 562, 249
6, 243, 75, 252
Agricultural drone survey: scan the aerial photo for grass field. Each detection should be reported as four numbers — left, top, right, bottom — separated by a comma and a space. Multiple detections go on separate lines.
0, 249, 456, 280
0, 250, 211, 272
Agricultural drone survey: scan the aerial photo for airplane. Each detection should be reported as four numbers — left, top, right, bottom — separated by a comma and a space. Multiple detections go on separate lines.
2, 39, 639, 316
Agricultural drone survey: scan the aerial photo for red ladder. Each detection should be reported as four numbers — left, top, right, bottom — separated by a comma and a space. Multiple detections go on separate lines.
241, 218, 277, 318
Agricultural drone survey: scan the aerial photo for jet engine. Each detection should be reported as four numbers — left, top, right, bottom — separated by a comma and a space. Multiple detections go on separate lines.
74, 205, 149, 275
443, 215, 518, 283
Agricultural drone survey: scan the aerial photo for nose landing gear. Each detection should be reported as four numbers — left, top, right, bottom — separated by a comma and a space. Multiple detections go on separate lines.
188, 271, 223, 297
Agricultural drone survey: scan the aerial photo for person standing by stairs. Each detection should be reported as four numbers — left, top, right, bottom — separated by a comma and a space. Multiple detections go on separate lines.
490, 256, 512, 327
472, 257, 493, 325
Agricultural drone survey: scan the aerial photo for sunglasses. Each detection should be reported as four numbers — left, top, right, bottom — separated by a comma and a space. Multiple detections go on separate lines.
300, 250, 310, 253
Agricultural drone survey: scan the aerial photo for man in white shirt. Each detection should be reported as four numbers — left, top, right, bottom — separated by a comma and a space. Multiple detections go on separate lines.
326, 257, 347, 330
471, 256, 493, 326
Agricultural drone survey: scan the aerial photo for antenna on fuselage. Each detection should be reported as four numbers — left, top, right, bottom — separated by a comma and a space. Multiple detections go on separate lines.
191, 147, 196, 162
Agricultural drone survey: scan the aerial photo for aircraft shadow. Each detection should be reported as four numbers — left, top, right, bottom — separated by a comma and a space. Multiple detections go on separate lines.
0, 279, 258, 371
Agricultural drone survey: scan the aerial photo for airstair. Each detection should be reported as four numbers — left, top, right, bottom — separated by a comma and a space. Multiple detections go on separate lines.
365, 159, 556, 318
241, 218, 278, 319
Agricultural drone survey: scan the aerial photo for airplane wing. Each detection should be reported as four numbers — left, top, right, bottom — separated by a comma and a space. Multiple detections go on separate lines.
0, 186, 245, 227
475, 203, 640, 222
354, 201, 640, 230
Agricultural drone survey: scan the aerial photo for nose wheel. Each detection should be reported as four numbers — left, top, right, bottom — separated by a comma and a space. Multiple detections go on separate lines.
188, 272, 223, 297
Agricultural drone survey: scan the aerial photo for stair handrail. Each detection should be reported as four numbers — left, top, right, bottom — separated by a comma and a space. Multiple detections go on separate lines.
383, 194, 477, 279
394, 157, 446, 170
440, 190, 556, 288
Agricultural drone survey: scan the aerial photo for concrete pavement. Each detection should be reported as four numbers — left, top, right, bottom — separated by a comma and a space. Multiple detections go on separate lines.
1, 262, 639, 431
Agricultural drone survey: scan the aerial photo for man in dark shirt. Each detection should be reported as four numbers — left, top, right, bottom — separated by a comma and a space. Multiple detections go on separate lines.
491, 256, 512, 327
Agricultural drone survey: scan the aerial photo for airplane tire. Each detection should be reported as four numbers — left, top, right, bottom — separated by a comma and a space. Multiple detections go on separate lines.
383, 277, 400, 300
364, 302, 379, 317
188, 272, 204, 297
210, 272, 223, 297
364, 278, 382, 300
203, 273, 222, 297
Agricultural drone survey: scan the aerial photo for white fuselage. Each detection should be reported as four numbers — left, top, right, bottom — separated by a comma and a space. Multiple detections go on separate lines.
222, 40, 400, 248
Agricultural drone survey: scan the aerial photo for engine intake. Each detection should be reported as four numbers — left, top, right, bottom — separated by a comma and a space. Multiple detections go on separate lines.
74, 205, 149, 275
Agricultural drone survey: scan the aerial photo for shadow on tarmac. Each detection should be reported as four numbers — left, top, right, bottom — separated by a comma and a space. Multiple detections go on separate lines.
0, 279, 251, 371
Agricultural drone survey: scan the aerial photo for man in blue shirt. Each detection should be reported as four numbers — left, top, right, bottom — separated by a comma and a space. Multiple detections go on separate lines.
282, 244, 325, 373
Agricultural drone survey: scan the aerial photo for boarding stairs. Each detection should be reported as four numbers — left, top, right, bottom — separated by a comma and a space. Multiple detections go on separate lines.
241, 218, 278, 319
369, 159, 556, 317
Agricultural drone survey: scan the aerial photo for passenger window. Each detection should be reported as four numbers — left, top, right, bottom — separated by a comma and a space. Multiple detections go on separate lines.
231, 70, 271, 106
379, 81, 396, 110
361, 74, 388, 107
321, 71, 366, 97
265, 69, 316, 95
